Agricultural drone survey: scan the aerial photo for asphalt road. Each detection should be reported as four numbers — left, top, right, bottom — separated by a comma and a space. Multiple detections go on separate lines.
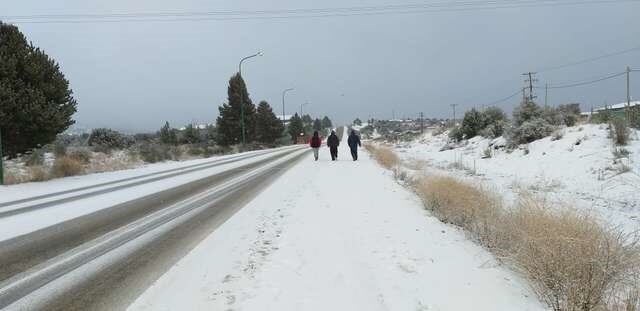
0, 146, 308, 310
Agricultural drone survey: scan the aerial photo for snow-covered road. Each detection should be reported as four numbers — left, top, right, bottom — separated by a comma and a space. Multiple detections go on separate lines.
131, 128, 544, 311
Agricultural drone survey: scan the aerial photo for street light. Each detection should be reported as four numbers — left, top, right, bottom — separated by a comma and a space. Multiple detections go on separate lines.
238, 51, 263, 145
300, 102, 310, 116
282, 88, 294, 128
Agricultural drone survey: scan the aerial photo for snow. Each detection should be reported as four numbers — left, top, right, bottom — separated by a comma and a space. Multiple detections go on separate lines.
394, 123, 640, 233
0, 147, 300, 241
594, 100, 640, 111
0, 148, 275, 203
129, 127, 544, 311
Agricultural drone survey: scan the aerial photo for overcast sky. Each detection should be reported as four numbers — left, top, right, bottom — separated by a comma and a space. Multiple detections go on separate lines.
2, 0, 640, 132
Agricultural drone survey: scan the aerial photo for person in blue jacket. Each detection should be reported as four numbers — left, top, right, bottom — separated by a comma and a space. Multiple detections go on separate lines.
347, 130, 362, 161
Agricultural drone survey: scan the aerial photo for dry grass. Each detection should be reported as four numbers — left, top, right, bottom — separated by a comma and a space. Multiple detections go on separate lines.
502, 199, 639, 311
369, 151, 640, 311
51, 156, 84, 178
413, 175, 505, 248
365, 144, 400, 170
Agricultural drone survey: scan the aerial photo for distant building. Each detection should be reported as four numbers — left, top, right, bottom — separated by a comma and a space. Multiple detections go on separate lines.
586, 101, 639, 120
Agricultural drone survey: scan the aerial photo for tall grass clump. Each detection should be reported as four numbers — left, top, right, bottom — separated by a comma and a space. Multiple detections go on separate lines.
502, 199, 639, 311
51, 156, 84, 177
611, 118, 630, 146
413, 175, 505, 248
364, 144, 399, 170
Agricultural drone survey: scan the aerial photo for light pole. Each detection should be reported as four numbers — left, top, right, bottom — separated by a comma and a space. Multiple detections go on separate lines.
238, 51, 262, 145
300, 102, 310, 116
282, 88, 294, 128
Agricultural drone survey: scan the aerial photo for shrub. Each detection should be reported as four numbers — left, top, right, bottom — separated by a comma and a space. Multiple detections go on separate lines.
612, 147, 631, 159
53, 140, 67, 157
138, 142, 171, 163
88, 128, 134, 152
413, 175, 504, 248
611, 118, 630, 146
513, 100, 543, 127
506, 118, 555, 145
25, 148, 45, 166
551, 129, 564, 141
181, 124, 202, 144
29, 166, 50, 182
68, 148, 92, 164
542, 106, 564, 126
364, 144, 400, 169
502, 200, 639, 311
557, 103, 581, 126
461, 108, 485, 139
448, 126, 464, 142
52, 156, 84, 177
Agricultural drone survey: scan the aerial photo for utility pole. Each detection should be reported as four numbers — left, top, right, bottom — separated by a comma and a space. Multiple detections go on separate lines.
544, 83, 548, 107
450, 104, 458, 126
522, 72, 538, 102
420, 112, 424, 133
627, 66, 631, 122
282, 88, 294, 129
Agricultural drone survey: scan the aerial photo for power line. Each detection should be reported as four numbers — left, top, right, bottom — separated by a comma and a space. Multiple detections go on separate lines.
535, 71, 626, 89
538, 44, 640, 73
3, 0, 639, 24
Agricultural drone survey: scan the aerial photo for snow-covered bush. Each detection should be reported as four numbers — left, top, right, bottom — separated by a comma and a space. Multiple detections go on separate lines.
88, 128, 134, 152
138, 142, 172, 163
506, 118, 555, 145
448, 126, 463, 141
25, 148, 45, 166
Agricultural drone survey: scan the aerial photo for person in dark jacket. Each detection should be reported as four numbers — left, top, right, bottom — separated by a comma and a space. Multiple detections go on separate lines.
347, 130, 362, 161
327, 130, 340, 161
309, 131, 322, 161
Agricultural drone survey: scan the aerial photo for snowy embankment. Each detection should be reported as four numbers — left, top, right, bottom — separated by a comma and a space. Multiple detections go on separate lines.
0, 147, 295, 241
130, 128, 544, 311
394, 123, 640, 232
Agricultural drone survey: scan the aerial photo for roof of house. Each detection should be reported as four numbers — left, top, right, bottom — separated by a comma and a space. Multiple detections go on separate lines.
594, 101, 640, 111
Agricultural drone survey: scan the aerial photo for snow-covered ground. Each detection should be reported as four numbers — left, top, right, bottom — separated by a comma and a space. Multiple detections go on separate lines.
393, 123, 640, 232
129, 129, 544, 311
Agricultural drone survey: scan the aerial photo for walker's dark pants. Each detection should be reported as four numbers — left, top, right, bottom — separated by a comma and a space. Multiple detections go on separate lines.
350, 147, 358, 161
330, 147, 338, 161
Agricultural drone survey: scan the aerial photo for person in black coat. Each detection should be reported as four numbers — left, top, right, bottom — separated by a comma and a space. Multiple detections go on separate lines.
327, 130, 340, 161
347, 130, 362, 161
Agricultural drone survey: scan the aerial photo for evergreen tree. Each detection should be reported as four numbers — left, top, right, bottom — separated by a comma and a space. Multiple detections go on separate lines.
353, 118, 362, 126
460, 109, 484, 139
287, 113, 305, 143
216, 73, 256, 145
205, 124, 217, 143
0, 22, 78, 157
159, 121, 178, 145
301, 114, 313, 133
181, 124, 201, 144
255, 101, 284, 144
313, 118, 322, 131
321, 116, 333, 129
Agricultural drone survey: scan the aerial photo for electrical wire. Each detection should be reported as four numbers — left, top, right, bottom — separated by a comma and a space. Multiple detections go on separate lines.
538, 45, 640, 73
535, 71, 626, 89
485, 88, 524, 106
2, 0, 639, 24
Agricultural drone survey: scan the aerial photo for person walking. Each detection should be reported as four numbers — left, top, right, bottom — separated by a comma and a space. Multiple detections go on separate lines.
347, 130, 362, 161
309, 131, 322, 161
327, 130, 340, 161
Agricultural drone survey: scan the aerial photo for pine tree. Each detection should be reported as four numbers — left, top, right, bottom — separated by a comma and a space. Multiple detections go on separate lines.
0, 22, 78, 157
216, 73, 256, 145
321, 116, 333, 129
287, 113, 305, 143
353, 118, 362, 126
159, 121, 178, 145
313, 118, 322, 131
182, 124, 201, 144
255, 101, 284, 144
